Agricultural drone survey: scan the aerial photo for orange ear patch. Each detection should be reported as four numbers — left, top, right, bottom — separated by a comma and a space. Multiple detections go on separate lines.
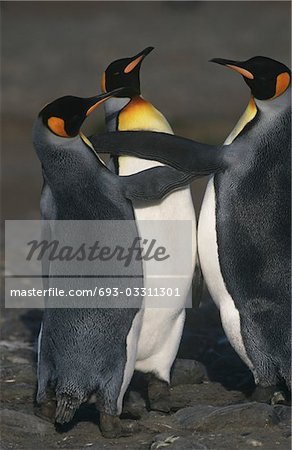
227, 64, 254, 79
47, 117, 70, 137
274, 72, 290, 98
100, 72, 106, 93
124, 55, 144, 74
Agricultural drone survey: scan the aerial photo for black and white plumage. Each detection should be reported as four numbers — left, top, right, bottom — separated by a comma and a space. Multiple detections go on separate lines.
91, 56, 291, 397
33, 92, 197, 437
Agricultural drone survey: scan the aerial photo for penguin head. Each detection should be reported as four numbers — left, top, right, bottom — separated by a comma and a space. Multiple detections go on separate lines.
39, 89, 125, 138
101, 47, 154, 98
210, 56, 291, 100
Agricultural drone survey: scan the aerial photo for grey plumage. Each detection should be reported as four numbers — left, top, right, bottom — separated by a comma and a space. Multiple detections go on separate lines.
33, 114, 197, 425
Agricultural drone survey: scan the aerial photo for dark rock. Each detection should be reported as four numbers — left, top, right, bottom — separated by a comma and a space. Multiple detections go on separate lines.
171, 359, 207, 386
170, 382, 245, 411
1, 409, 51, 435
273, 405, 291, 425
173, 405, 215, 429
193, 403, 279, 432
172, 402, 282, 432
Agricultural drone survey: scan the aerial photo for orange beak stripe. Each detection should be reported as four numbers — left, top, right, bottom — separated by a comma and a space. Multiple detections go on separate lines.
124, 55, 144, 74
86, 96, 112, 116
227, 64, 254, 79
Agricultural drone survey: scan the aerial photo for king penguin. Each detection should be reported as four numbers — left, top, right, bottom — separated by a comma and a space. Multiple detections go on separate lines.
99, 47, 198, 412
90, 56, 291, 401
197, 56, 291, 400
33, 88, 196, 438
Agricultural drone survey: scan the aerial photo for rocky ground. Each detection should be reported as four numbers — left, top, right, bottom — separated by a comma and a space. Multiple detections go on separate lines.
1, 296, 291, 450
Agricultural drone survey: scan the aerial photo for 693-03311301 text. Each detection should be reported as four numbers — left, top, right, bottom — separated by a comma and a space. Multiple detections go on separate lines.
9, 287, 182, 298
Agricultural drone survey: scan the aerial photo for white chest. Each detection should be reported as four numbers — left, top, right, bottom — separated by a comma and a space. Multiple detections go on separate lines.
106, 99, 197, 354
198, 179, 253, 370
115, 99, 197, 305
123, 159, 197, 307
198, 178, 225, 308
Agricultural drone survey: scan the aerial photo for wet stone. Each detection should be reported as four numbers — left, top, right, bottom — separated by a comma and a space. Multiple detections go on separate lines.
1, 409, 51, 435
273, 405, 291, 427
173, 405, 216, 429
177, 402, 280, 432
170, 382, 246, 411
171, 358, 207, 386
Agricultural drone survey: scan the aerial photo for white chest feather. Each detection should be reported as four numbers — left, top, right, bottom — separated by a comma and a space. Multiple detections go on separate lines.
198, 92, 291, 372
114, 96, 197, 298
106, 96, 197, 377
198, 179, 253, 369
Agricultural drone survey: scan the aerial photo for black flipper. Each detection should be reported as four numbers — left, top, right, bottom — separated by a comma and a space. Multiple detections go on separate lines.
121, 166, 198, 202
89, 131, 225, 174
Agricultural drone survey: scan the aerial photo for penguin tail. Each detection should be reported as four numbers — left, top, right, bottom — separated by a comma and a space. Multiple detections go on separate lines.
55, 393, 82, 424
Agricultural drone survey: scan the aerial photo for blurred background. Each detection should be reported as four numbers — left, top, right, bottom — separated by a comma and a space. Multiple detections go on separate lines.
2, 1, 291, 219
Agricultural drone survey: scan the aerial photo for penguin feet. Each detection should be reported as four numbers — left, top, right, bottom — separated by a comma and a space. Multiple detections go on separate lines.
148, 376, 171, 413
99, 412, 140, 438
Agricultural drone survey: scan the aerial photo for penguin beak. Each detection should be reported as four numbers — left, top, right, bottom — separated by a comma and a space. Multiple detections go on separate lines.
124, 46, 154, 74
210, 58, 254, 80
85, 88, 127, 116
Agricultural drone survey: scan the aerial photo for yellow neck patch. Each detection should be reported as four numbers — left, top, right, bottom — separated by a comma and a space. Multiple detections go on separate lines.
272, 72, 290, 99
224, 96, 257, 145
48, 117, 70, 138
80, 132, 106, 166
80, 132, 94, 150
118, 96, 173, 133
